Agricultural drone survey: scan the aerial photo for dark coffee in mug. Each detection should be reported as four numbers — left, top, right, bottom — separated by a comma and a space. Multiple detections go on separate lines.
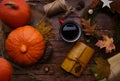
60, 21, 81, 42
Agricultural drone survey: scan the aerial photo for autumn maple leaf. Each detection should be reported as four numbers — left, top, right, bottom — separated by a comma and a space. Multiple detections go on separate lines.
80, 18, 97, 36
95, 35, 115, 53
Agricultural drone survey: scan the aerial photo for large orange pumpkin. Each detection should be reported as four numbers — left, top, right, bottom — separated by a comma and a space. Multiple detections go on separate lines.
0, 58, 13, 81
5, 26, 45, 66
0, 0, 31, 28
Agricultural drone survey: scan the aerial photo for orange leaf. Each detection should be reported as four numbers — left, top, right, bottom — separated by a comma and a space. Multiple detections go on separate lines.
95, 35, 115, 53
80, 18, 97, 36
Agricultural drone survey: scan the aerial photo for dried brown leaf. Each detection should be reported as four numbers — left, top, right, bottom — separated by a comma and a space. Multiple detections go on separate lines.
110, 0, 120, 14
90, 0, 100, 8
80, 18, 97, 35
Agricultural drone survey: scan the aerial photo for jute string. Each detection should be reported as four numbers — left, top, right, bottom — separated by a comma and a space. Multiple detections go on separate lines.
43, 0, 67, 16
38, 0, 67, 25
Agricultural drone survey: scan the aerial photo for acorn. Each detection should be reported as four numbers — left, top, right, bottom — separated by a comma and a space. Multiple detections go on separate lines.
76, 0, 85, 10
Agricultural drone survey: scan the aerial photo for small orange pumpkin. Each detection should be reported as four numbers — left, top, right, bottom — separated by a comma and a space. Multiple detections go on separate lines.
5, 26, 45, 66
0, 0, 31, 28
0, 58, 13, 81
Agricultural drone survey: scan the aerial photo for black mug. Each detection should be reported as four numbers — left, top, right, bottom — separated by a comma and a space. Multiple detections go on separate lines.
60, 21, 81, 43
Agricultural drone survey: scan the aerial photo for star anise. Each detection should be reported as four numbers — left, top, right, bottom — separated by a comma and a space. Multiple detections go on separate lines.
80, 18, 97, 36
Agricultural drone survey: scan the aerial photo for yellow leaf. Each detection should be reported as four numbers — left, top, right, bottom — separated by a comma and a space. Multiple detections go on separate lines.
36, 20, 55, 41
95, 35, 115, 53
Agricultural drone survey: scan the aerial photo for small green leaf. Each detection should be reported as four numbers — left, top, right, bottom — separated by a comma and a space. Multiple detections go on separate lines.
91, 57, 110, 80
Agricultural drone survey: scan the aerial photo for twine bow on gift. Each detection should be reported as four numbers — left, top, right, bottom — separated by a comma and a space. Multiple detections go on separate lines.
67, 57, 85, 73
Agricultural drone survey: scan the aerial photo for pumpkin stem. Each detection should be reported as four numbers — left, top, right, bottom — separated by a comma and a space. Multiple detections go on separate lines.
21, 44, 27, 54
5, 2, 18, 9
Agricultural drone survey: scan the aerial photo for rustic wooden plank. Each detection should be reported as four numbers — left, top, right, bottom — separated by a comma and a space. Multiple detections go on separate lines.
12, 63, 95, 81
12, 74, 95, 81
3, 0, 119, 81
12, 75, 33, 81
13, 64, 94, 75
95, 13, 115, 30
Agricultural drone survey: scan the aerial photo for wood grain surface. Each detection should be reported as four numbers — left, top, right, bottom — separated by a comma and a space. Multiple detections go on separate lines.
1, 0, 119, 81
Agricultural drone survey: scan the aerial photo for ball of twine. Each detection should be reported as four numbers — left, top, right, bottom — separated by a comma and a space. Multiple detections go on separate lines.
43, 0, 67, 16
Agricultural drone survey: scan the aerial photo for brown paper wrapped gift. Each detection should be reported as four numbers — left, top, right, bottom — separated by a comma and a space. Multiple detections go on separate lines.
61, 42, 95, 77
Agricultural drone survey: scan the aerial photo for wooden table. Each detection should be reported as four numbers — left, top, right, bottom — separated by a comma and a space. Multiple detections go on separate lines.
1, 0, 119, 81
